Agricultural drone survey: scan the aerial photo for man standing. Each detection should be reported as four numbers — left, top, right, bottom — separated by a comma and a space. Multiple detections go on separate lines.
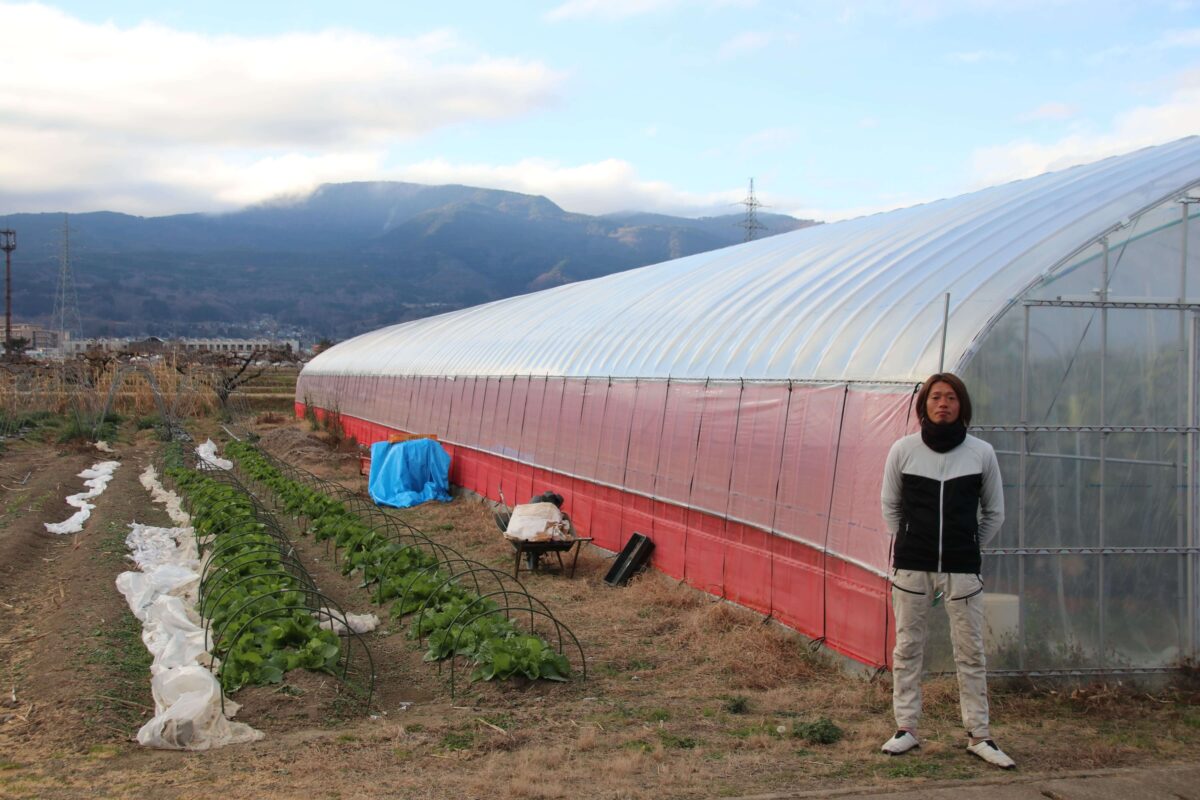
879, 372, 1015, 769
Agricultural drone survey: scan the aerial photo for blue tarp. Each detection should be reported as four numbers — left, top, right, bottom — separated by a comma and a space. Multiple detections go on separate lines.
367, 439, 452, 508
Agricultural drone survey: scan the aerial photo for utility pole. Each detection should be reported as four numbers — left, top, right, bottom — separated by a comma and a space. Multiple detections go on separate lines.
1, 229, 15, 356
738, 178, 766, 242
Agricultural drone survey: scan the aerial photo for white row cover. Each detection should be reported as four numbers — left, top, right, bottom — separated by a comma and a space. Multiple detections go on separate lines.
305, 137, 1200, 383
44, 461, 121, 535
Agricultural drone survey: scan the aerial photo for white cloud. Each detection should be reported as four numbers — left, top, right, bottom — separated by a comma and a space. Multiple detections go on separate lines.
0, 3, 561, 213
1017, 101, 1079, 122
969, 69, 1200, 187
391, 157, 744, 216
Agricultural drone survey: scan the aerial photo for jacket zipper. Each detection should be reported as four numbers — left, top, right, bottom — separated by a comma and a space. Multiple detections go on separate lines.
937, 478, 945, 573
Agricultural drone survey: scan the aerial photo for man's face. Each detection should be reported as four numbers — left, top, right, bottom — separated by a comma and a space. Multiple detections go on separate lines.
926, 381, 960, 424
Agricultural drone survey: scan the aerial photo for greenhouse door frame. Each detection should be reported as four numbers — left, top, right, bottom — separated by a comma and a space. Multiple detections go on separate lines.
975, 228, 1200, 677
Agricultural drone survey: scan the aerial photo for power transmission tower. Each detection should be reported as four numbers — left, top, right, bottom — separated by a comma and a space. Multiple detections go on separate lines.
1, 228, 14, 355
738, 178, 767, 242
52, 215, 83, 354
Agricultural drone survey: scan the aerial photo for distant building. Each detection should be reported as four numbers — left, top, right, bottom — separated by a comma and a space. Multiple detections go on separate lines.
61, 336, 300, 358
7, 323, 65, 350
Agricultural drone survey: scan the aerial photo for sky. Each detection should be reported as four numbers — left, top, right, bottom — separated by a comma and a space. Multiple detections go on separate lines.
1, 0, 1198, 222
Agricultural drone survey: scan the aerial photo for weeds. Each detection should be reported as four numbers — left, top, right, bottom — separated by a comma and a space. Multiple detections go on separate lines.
440, 731, 476, 751
724, 696, 750, 714
791, 718, 843, 745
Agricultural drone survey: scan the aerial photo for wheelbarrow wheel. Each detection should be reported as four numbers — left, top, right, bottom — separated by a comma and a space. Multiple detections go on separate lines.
524, 551, 539, 571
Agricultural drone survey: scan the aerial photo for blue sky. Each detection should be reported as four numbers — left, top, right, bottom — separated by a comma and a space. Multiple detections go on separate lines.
1, 1, 1198, 221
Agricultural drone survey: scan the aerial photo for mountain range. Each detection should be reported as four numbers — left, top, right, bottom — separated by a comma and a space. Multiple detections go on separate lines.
2, 182, 817, 342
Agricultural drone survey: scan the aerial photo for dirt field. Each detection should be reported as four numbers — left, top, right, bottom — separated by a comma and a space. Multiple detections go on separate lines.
1, 419, 1199, 800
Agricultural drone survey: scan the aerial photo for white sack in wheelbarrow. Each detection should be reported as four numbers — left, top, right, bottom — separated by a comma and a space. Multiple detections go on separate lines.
138, 665, 263, 750
504, 502, 571, 542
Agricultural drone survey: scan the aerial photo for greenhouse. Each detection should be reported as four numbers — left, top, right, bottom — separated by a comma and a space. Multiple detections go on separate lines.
298, 136, 1200, 677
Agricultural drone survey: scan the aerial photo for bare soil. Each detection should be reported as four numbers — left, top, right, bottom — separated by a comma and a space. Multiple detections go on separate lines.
1, 421, 1198, 800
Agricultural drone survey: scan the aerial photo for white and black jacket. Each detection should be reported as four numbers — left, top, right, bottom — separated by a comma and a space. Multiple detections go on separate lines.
881, 432, 1004, 574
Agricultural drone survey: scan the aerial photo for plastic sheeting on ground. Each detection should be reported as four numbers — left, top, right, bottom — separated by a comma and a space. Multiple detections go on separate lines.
195, 439, 233, 471
367, 438, 452, 508
44, 460, 122, 535
314, 610, 380, 636
139, 464, 191, 528
119, 466, 263, 750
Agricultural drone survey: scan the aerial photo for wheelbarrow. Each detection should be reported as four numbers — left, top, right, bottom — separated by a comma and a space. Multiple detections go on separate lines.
494, 490, 592, 578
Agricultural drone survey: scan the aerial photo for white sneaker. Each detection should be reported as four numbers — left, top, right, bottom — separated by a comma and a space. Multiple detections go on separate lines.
967, 739, 1016, 769
880, 730, 920, 755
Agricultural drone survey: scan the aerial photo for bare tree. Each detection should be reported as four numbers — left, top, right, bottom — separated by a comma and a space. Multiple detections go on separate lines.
190, 346, 300, 408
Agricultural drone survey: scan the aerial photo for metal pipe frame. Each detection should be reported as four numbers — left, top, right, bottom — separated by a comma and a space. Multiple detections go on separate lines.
974, 424, 1200, 434
1019, 303, 1029, 671
1025, 299, 1200, 310
992, 448, 1174, 468
1178, 200, 1189, 667
1183, 198, 1198, 664
1099, 237, 1109, 669
985, 546, 1200, 555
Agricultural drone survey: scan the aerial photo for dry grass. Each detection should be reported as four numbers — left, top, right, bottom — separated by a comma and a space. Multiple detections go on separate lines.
77, 422, 1186, 800
0, 358, 222, 421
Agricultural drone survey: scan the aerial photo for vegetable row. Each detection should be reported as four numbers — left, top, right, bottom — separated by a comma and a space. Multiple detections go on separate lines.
226, 441, 577, 684
163, 450, 349, 692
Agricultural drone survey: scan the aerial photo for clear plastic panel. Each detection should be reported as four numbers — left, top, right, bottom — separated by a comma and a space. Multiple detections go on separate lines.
1105, 310, 1184, 428
825, 388, 913, 573
465, 377, 486, 449
689, 383, 741, 513
1103, 554, 1184, 668
500, 376, 527, 459
445, 377, 471, 444
654, 382, 706, 505
1103, 432, 1181, 549
412, 376, 432, 433
1027, 307, 1103, 427
534, 378, 566, 468
478, 377, 502, 454
432, 377, 453, 437
624, 380, 669, 496
1022, 431, 1100, 550
553, 378, 586, 474
773, 385, 845, 548
519, 377, 548, 464
1008, 556, 1099, 671
595, 380, 637, 487
574, 379, 608, 479
1106, 200, 1194, 300
727, 384, 789, 528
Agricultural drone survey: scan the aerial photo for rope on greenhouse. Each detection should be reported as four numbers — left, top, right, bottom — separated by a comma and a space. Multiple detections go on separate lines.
682, 378, 712, 592
818, 384, 851, 645
763, 380, 796, 623
718, 379, 747, 601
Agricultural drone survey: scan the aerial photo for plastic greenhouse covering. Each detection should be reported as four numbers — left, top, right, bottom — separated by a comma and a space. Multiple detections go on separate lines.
300, 137, 1200, 675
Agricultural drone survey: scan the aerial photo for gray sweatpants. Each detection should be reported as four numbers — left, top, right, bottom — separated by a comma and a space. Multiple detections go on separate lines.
891, 569, 990, 739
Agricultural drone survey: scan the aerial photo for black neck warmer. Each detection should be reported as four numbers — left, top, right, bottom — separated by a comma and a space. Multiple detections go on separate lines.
921, 418, 967, 453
